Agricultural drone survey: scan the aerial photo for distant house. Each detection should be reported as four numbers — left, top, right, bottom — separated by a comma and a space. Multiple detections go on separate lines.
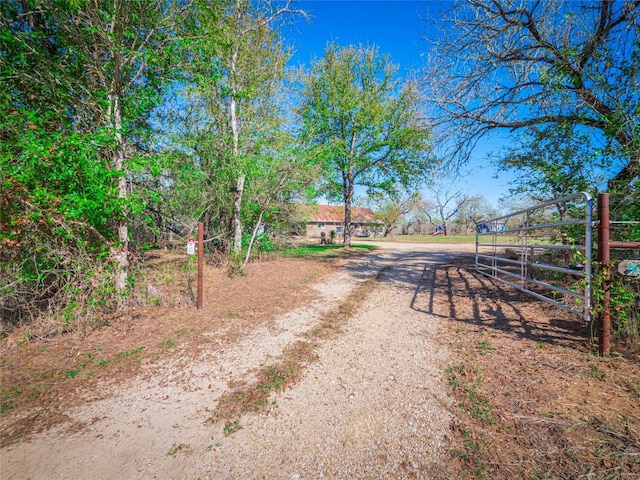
299, 204, 384, 238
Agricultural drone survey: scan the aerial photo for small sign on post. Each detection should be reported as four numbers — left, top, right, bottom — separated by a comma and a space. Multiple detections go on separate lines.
187, 238, 196, 255
618, 260, 640, 276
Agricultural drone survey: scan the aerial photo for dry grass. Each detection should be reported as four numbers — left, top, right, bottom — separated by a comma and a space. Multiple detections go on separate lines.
0, 252, 334, 447
432, 255, 640, 479
211, 270, 386, 431
3, 247, 639, 479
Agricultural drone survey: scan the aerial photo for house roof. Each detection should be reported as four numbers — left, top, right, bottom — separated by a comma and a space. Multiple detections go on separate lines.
300, 204, 381, 224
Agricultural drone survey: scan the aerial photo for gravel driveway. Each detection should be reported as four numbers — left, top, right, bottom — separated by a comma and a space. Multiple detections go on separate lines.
2, 243, 473, 479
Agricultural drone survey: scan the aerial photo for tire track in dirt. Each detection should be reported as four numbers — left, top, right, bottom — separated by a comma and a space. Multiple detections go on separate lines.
1, 244, 467, 479
196, 246, 455, 479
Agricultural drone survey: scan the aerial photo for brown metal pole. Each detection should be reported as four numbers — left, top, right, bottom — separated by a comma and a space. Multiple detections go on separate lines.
609, 241, 640, 249
597, 193, 610, 355
197, 222, 204, 310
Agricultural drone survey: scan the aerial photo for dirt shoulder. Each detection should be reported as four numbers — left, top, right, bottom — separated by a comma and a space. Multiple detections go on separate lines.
431, 253, 640, 478
1, 242, 639, 479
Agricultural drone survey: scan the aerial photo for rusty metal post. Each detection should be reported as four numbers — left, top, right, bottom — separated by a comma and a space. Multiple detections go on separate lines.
597, 193, 610, 355
197, 222, 204, 310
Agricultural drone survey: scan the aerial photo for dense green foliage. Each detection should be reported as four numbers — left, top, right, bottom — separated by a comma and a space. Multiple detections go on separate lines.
0, 0, 311, 328
493, 124, 610, 202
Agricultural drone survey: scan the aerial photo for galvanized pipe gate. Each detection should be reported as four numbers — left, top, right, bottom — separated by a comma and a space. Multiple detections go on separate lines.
476, 192, 640, 355
475, 193, 594, 332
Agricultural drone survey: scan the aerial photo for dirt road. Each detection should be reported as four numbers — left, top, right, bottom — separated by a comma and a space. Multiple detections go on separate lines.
2, 243, 474, 479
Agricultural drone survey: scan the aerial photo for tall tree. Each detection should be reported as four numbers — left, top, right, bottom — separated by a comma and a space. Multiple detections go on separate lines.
238, 139, 317, 271
423, 0, 640, 187
492, 123, 612, 214
420, 185, 474, 236
452, 195, 495, 234
58, 0, 188, 294
299, 44, 435, 246
186, 0, 306, 260
1, 0, 190, 317
366, 189, 421, 237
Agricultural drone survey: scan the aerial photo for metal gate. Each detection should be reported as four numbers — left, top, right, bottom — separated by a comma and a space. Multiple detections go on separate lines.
475, 193, 593, 324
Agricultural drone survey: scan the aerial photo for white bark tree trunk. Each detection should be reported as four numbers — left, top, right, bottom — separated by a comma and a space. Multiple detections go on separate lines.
112, 93, 129, 298
229, 37, 244, 256
242, 209, 264, 270
232, 175, 245, 255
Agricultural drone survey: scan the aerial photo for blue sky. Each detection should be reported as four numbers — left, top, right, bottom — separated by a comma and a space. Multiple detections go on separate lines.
281, 0, 515, 207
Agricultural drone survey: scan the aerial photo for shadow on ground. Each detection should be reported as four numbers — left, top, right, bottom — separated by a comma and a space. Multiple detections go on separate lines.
408, 253, 589, 349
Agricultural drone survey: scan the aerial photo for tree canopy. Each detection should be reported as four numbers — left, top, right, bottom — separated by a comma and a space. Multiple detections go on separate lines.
299, 43, 435, 246
423, 0, 640, 186
492, 122, 614, 203
0, 0, 312, 326
1, 0, 189, 319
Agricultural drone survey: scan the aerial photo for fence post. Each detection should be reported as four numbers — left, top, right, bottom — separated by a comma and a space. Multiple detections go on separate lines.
197, 222, 204, 310
597, 193, 610, 355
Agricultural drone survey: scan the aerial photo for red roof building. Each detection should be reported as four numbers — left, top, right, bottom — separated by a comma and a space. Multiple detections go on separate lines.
299, 204, 383, 238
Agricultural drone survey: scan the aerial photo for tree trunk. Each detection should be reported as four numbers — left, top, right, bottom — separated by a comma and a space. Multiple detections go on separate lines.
104, 8, 129, 304
241, 209, 265, 271
343, 178, 354, 247
229, 36, 244, 256
232, 175, 245, 255
111, 93, 129, 301
344, 204, 352, 247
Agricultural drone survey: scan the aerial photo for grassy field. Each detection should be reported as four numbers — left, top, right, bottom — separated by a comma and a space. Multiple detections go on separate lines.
283, 243, 378, 258
285, 235, 511, 248
362, 234, 539, 245
362, 234, 485, 244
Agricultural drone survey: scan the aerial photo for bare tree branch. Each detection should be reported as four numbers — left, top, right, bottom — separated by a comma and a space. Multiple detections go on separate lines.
423, 0, 640, 185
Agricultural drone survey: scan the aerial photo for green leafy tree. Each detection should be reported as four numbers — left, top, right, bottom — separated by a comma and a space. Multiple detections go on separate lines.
0, 0, 117, 237
299, 43, 435, 246
366, 189, 421, 237
239, 139, 318, 270
199, 0, 305, 257
1, 0, 189, 326
52, 0, 189, 293
170, 0, 302, 257
452, 195, 495, 234
492, 123, 612, 219
159, 0, 309, 272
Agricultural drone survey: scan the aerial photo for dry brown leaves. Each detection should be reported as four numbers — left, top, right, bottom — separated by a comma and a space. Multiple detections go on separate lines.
0, 252, 333, 447
433, 254, 640, 479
